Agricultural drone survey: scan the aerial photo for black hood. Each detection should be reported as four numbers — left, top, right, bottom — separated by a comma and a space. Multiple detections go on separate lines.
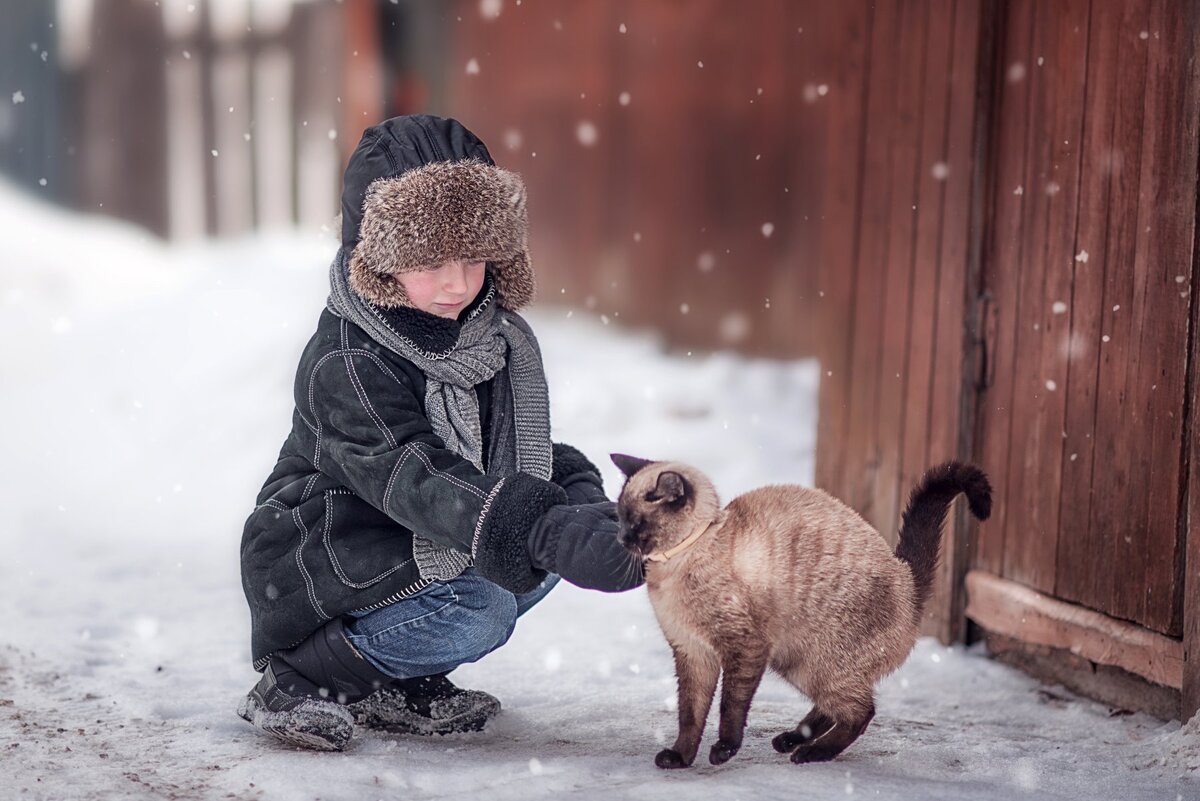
339, 115, 496, 248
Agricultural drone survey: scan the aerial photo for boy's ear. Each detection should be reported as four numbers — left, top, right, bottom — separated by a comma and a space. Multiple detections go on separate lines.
611, 453, 653, 479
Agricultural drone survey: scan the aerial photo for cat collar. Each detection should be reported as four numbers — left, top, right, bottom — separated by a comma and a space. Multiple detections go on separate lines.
645, 518, 721, 563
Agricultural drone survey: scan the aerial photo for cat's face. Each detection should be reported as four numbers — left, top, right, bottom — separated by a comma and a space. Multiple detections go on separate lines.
611, 454, 721, 559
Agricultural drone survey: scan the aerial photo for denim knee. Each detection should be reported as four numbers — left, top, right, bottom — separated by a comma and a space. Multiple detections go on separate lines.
451, 575, 520, 660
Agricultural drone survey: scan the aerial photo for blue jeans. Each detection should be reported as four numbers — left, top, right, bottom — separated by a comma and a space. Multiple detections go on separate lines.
345, 569, 559, 679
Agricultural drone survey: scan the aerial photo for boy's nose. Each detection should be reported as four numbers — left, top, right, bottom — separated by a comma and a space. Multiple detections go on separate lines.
443, 261, 469, 294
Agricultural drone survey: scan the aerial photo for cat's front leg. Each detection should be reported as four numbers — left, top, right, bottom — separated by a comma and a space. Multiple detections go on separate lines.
709, 644, 769, 765
656, 644, 719, 769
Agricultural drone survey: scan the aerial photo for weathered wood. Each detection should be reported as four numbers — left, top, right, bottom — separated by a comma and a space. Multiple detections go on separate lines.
1129, 0, 1199, 635
972, 0, 1034, 578
1000, 0, 1089, 594
985, 633, 1180, 721
899, 0, 956, 553
340, 0, 384, 163
813, 0, 874, 497
966, 570, 1184, 690
925, 0, 987, 643
80, 0, 169, 235
1055, 0, 1150, 621
841, 0, 904, 525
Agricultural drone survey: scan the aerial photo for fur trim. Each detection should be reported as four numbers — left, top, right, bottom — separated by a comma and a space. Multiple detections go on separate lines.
472, 473, 567, 594
551, 442, 603, 487
348, 160, 534, 311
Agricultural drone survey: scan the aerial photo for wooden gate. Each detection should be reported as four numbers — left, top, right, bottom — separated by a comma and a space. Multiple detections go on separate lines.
818, 0, 1200, 718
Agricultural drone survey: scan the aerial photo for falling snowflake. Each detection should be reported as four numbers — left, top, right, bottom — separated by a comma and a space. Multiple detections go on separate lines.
1052, 301, 1067, 314
931, 162, 950, 180
618, 91, 631, 106
12, 91, 24, 104
528, 758, 544, 776
618, 22, 627, 33
576, 120, 598, 146
697, 251, 716, 272
761, 222, 775, 238
680, 303, 690, 315
1045, 380, 1057, 391
1013, 185, 1024, 195
504, 128, 522, 150
1102, 335, 1111, 343
1074, 250, 1089, 262
479, 0, 502, 20
1007, 62, 1027, 82
697, 60, 704, 68
211, 149, 219, 157
465, 58, 480, 75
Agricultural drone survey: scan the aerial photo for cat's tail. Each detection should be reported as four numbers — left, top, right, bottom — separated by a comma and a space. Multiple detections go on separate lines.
894, 462, 992, 615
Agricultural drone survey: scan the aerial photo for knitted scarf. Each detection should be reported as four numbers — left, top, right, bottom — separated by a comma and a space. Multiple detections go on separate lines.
326, 247, 553, 580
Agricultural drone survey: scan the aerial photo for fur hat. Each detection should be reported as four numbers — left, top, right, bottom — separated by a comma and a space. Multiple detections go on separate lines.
348, 159, 535, 311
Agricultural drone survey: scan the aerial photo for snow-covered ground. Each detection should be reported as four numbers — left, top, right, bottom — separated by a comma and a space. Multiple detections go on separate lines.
0, 181, 1195, 800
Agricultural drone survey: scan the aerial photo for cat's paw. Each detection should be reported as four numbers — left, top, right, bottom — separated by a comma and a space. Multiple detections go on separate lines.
708, 739, 740, 765
789, 743, 840, 764
773, 721, 822, 752
655, 748, 690, 769
772, 731, 800, 753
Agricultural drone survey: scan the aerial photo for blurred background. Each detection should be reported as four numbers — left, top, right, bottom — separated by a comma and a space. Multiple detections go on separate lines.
3, 0, 1200, 724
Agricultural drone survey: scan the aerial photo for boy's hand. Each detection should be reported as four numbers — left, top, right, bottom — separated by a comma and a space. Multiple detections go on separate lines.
527, 502, 645, 592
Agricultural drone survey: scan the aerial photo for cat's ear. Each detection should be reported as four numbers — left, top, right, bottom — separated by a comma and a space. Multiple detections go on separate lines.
652, 471, 689, 505
611, 453, 653, 479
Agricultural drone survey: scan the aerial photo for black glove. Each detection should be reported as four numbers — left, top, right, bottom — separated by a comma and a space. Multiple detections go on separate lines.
551, 442, 610, 505
527, 502, 645, 592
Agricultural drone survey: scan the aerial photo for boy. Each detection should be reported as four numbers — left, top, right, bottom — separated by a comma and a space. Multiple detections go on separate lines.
238, 115, 643, 751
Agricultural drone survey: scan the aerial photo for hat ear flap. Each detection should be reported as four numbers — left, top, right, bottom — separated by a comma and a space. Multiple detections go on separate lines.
489, 250, 535, 310
348, 249, 412, 308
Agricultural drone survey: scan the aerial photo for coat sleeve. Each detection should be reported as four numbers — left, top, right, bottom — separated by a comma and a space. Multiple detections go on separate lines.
303, 345, 565, 590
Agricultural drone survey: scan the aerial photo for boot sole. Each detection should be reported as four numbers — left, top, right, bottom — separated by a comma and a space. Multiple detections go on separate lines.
237, 693, 353, 751
355, 696, 501, 736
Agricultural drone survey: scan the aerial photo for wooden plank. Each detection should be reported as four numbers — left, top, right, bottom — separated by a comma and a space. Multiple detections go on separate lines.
871, 0, 932, 543
1000, 0, 1089, 593
1056, 0, 1150, 615
813, 0, 874, 497
841, 0, 903, 522
924, 0, 987, 642
898, 0, 956, 529
1183, 0, 1200, 726
972, 0, 1035, 577
965, 570, 1184, 690
986, 633, 1180, 721
339, 0, 384, 164
1128, 0, 1199, 635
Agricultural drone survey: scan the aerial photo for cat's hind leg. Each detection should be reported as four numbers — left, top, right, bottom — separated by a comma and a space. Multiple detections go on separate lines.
787, 696, 875, 764
771, 705, 836, 753
656, 644, 720, 769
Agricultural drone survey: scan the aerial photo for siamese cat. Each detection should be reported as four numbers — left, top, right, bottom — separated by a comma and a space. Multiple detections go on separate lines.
611, 454, 991, 768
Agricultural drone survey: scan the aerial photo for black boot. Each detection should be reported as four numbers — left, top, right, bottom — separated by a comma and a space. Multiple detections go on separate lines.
237, 618, 391, 751
349, 672, 501, 735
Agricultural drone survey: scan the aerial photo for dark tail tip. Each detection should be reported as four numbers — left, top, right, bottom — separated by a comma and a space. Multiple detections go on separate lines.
952, 462, 992, 521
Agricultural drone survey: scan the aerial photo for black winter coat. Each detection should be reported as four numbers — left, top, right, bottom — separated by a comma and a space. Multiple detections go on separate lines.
240, 300, 599, 669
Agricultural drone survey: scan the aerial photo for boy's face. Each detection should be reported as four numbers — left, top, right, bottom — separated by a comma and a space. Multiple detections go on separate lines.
394, 259, 487, 319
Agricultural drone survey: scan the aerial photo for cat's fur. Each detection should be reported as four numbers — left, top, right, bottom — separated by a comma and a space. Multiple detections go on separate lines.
611, 454, 991, 768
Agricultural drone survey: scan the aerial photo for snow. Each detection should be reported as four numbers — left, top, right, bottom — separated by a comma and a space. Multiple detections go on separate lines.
0, 179, 1196, 800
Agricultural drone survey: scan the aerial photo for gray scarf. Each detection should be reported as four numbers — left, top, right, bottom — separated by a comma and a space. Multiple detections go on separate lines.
327, 248, 553, 580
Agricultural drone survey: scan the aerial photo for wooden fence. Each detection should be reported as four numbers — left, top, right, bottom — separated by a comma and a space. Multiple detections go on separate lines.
67, 0, 356, 239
